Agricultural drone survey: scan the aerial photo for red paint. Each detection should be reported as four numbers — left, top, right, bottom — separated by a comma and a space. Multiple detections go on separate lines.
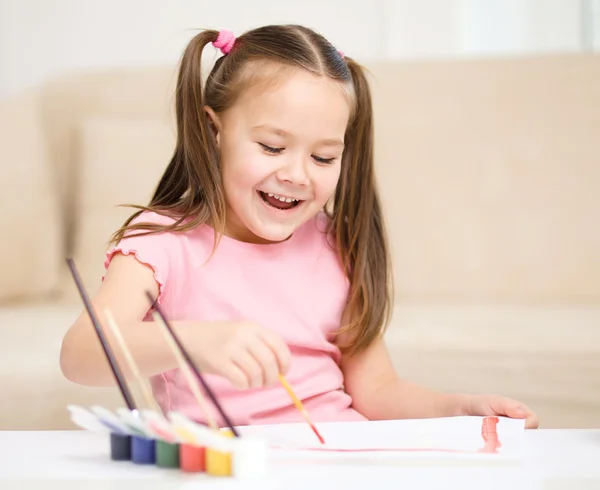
179, 443, 206, 472
478, 416, 501, 454
276, 446, 470, 454
309, 422, 326, 445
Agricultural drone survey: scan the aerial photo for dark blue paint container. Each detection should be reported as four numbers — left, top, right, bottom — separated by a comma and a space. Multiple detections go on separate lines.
131, 435, 156, 464
110, 432, 132, 461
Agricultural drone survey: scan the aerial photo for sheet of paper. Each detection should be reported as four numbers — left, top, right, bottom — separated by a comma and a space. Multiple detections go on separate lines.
237, 416, 525, 462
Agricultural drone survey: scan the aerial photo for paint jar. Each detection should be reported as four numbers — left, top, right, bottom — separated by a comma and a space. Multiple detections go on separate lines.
155, 439, 180, 468
109, 433, 131, 461
131, 435, 156, 465
231, 437, 268, 479
179, 443, 206, 473
206, 429, 234, 477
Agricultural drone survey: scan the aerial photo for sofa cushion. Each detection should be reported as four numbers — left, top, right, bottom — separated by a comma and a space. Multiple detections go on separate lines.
0, 302, 123, 430
68, 117, 176, 297
39, 68, 177, 262
0, 89, 62, 302
385, 304, 600, 429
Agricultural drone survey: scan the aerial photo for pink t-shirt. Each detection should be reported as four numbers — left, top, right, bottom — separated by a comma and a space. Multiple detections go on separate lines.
104, 211, 367, 427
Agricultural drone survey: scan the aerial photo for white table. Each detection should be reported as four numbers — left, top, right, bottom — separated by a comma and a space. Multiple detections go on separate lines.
0, 429, 599, 490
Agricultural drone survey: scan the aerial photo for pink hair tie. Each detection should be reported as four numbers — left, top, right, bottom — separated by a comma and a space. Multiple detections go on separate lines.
213, 30, 236, 54
337, 49, 345, 59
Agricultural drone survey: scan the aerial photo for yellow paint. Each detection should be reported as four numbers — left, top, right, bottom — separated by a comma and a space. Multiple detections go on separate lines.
206, 429, 234, 477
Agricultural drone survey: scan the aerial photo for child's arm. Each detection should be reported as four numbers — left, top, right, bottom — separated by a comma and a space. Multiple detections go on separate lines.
339, 337, 463, 419
60, 253, 290, 388
60, 252, 190, 385
339, 335, 538, 428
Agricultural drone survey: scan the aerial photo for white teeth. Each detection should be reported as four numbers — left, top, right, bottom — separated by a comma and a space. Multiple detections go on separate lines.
265, 192, 298, 202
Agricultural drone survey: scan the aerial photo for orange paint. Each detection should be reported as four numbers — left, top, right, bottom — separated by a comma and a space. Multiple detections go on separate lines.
179, 444, 206, 472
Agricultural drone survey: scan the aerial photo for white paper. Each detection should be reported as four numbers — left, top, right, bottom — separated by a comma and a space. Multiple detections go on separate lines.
237, 416, 525, 462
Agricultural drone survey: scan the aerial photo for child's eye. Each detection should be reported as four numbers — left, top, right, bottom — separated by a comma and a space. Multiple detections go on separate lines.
259, 143, 335, 164
312, 155, 336, 164
259, 143, 283, 154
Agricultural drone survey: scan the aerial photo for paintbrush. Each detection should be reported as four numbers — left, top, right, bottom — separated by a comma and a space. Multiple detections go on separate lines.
103, 308, 162, 414
146, 291, 240, 437
278, 374, 325, 445
66, 258, 137, 411
149, 307, 219, 431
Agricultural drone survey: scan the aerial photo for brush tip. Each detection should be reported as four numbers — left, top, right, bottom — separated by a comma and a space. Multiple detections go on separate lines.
310, 423, 325, 445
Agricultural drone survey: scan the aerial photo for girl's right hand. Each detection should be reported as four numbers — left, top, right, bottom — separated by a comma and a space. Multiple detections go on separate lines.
190, 321, 291, 390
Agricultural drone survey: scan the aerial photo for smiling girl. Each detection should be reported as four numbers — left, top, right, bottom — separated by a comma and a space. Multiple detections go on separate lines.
60, 25, 538, 429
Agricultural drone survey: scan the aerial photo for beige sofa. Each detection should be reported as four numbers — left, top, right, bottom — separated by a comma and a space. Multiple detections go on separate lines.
1, 54, 599, 430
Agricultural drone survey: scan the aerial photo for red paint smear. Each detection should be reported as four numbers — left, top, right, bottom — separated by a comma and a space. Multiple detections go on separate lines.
275, 446, 471, 454
309, 422, 326, 445
276, 416, 502, 455
478, 416, 501, 454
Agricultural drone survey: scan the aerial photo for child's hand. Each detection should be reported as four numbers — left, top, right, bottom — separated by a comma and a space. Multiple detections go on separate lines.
191, 321, 291, 390
462, 394, 539, 428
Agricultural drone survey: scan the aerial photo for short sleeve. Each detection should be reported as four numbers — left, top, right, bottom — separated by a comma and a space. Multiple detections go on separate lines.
104, 211, 175, 305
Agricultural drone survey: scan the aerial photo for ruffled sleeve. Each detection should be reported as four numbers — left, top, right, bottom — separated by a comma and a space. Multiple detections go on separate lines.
104, 211, 175, 306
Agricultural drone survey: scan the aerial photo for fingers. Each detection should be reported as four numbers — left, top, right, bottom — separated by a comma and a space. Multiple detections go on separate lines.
230, 334, 288, 389
517, 404, 539, 429
489, 395, 539, 429
222, 362, 252, 390
506, 403, 539, 429
504, 403, 527, 419
218, 325, 291, 390
247, 339, 281, 387
258, 329, 292, 375
524, 413, 539, 429
231, 350, 264, 389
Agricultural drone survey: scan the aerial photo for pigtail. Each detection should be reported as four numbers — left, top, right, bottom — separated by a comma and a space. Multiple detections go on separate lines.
111, 29, 227, 244
332, 57, 393, 355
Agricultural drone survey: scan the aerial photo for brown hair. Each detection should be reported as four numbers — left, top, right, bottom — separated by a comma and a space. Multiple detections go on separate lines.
111, 25, 392, 355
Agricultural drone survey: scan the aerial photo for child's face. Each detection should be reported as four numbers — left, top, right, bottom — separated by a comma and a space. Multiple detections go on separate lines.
209, 66, 351, 244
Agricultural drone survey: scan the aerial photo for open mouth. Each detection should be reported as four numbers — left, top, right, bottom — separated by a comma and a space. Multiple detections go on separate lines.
258, 191, 303, 210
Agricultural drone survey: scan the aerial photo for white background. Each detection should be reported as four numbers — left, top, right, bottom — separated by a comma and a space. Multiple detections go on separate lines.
0, 0, 598, 99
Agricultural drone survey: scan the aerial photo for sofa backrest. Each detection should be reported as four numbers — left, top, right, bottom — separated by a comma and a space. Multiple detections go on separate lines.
33, 54, 600, 303
369, 55, 600, 303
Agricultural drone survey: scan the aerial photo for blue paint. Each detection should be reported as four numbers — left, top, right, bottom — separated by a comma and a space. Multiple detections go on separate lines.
131, 435, 156, 465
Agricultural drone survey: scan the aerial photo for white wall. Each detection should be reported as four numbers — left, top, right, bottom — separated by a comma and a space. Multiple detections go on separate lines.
0, 0, 593, 99
457, 0, 583, 55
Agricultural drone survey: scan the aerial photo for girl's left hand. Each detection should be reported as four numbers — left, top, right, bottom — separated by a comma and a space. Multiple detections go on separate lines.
463, 394, 539, 429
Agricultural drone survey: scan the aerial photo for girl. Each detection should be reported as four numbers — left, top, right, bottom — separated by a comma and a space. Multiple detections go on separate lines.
60, 25, 538, 429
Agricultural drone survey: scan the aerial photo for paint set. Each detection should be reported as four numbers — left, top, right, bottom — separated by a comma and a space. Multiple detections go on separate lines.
64, 258, 322, 480
67, 404, 266, 478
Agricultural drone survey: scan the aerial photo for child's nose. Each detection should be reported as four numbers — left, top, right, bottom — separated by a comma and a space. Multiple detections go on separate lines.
276, 154, 310, 186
